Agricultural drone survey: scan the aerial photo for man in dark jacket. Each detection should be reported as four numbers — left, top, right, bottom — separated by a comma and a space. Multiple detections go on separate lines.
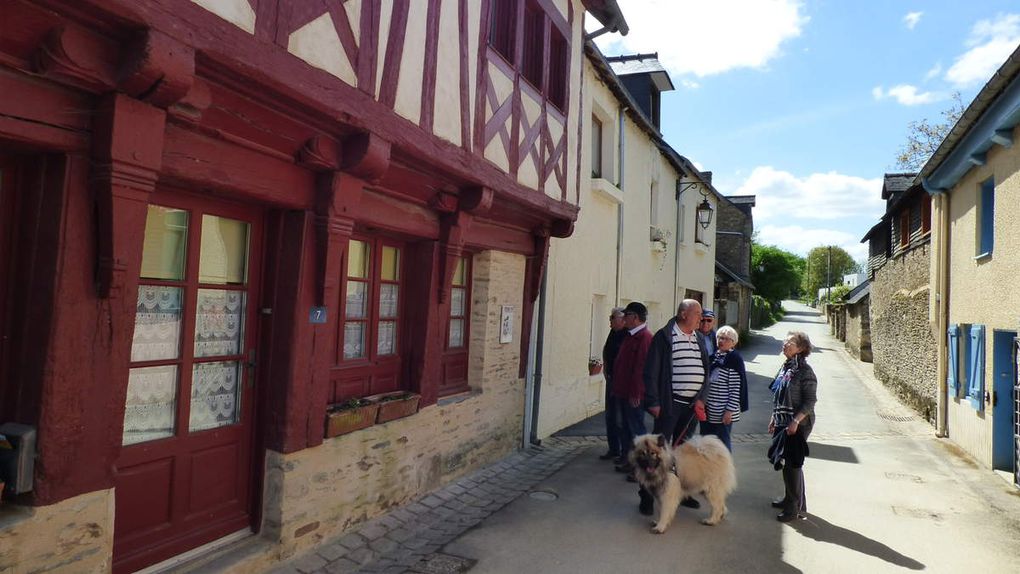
599, 307, 628, 461
639, 298, 712, 514
612, 302, 653, 473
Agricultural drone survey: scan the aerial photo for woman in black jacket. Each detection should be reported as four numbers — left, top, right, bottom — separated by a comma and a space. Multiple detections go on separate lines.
768, 331, 817, 522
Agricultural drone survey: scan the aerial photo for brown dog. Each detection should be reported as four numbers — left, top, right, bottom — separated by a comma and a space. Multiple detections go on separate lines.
629, 434, 737, 533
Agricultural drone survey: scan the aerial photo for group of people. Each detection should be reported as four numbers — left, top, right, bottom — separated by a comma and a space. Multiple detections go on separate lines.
599, 299, 818, 522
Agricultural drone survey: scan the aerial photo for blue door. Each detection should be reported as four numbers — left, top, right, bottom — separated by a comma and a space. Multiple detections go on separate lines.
991, 331, 1014, 472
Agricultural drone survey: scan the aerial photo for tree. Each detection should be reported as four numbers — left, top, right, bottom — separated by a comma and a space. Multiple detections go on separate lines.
751, 243, 804, 304
896, 92, 965, 170
801, 245, 859, 300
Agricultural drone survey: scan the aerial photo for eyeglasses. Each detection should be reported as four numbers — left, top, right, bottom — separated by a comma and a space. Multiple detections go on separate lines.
718, 336, 733, 341
701, 318, 714, 323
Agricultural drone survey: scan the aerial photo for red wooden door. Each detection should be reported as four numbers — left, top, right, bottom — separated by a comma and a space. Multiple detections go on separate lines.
0, 156, 17, 399
114, 191, 263, 573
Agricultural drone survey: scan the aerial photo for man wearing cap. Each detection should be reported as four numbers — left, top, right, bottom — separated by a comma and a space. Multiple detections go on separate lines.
611, 301, 653, 474
599, 307, 628, 462
699, 309, 718, 356
640, 298, 712, 514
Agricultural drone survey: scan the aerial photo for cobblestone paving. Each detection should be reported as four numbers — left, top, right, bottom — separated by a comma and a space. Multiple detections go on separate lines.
269, 436, 604, 574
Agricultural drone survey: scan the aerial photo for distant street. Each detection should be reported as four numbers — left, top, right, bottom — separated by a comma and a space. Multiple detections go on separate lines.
278, 301, 1020, 574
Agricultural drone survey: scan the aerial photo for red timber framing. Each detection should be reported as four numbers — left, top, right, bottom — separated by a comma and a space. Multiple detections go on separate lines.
0, 0, 577, 531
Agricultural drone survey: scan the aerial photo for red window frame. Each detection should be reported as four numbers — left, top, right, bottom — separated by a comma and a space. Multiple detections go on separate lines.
333, 235, 407, 402
440, 255, 472, 396
488, 0, 517, 63
921, 193, 932, 235
899, 211, 910, 247
487, 0, 570, 112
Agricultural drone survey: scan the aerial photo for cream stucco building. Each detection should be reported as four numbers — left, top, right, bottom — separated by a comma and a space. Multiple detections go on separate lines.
532, 46, 720, 438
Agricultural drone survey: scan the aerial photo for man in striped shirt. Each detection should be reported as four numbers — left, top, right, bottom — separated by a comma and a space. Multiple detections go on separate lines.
639, 299, 712, 514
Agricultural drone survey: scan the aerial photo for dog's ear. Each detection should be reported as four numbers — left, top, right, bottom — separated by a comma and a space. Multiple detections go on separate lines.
656, 434, 666, 448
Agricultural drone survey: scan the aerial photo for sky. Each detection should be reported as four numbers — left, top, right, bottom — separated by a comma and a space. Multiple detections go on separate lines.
592, 1, 1020, 262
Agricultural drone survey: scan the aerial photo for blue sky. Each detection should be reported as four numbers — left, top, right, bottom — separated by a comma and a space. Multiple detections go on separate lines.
593, 1, 1020, 261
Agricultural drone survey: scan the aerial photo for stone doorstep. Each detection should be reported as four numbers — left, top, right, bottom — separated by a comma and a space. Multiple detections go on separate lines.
156, 533, 276, 574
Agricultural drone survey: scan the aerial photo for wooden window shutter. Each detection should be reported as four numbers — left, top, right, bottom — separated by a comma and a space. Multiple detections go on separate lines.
947, 324, 960, 396
967, 324, 985, 411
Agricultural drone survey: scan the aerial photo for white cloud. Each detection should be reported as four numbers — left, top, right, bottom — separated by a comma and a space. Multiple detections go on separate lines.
924, 62, 942, 81
945, 14, 1020, 88
734, 166, 884, 222
903, 11, 923, 30
757, 224, 868, 260
872, 84, 941, 106
594, 0, 808, 77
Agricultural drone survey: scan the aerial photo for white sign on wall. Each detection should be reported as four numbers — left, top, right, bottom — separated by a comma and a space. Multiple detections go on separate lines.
499, 305, 514, 344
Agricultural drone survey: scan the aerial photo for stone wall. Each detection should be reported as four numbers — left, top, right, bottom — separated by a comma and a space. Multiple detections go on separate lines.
870, 242, 937, 423
0, 489, 113, 573
845, 297, 872, 362
259, 250, 527, 559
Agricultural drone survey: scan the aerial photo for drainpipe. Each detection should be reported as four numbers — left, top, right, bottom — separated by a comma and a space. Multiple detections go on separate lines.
615, 106, 627, 305
673, 179, 685, 313
528, 271, 548, 446
932, 190, 951, 437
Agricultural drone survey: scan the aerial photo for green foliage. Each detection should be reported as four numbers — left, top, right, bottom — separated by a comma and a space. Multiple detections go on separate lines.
823, 284, 852, 303
896, 92, 965, 170
750, 294, 784, 329
751, 243, 804, 304
801, 245, 859, 299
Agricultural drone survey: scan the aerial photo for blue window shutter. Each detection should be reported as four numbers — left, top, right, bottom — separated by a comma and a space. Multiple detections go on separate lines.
967, 324, 985, 410
947, 324, 960, 396
980, 179, 994, 255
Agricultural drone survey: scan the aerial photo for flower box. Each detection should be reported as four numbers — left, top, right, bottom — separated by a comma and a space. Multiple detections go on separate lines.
325, 399, 379, 438
588, 357, 604, 376
367, 391, 421, 423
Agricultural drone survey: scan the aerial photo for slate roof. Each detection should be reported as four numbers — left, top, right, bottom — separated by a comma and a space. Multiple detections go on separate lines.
845, 280, 870, 305
606, 54, 668, 76
715, 261, 755, 290
881, 172, 917, 200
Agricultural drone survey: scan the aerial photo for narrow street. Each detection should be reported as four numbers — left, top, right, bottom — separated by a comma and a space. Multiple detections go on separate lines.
274, 301, 1020, 574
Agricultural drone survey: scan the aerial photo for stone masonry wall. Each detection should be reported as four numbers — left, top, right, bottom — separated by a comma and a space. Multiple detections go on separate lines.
0, 489, 113, 574
845, 298, 872, 362
870, 242, 937, 423
259, 251, 527, 560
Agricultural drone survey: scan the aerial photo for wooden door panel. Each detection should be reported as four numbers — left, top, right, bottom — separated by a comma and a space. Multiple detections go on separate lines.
114, 458, 175, 536
188, 443, 240, 512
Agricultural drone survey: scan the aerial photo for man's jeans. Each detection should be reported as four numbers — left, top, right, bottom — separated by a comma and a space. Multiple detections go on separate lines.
604, 379, 623, 455
616, 399, 647, 460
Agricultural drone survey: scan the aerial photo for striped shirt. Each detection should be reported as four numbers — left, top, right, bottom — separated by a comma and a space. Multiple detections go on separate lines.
670, 324, 704, 403
706, 351, 742, 423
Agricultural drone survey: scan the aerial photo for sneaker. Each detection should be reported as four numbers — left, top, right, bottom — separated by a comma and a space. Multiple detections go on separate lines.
598, 451, 620, 461
680, 497, 701, 509
770, 498, 787, 509
776, 511, 804, 522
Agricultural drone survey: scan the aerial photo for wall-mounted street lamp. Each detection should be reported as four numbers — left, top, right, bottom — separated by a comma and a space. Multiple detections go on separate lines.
696, 194, 714, 229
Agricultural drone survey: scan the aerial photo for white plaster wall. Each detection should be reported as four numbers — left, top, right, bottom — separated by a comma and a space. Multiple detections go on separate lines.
375, 0, 394, 97
393, 0, 427, 124
517, 92, 542, 190
944, 124, 1020, 467
432, 0, 462, 145
483, 63, 514, 172
190, 0, 255, 34
288, 13, 358, 86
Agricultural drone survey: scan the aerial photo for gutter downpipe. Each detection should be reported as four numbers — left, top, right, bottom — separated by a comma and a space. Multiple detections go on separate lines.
924, 179, 950, 437
615, 105, 627, 305
673, 179, 686, 313
528, 270, 549, 446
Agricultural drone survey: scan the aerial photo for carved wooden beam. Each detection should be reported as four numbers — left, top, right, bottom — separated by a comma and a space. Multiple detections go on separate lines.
92, 94, 166, 298
313, 172, 363, 306
550, 217, 574, 238
438, 210, 472, 303
341, 132, 391, 182
459, 186, 493, 214
118, 29, 195, 108
32, 25, 117, 92
298, 135, 341, 171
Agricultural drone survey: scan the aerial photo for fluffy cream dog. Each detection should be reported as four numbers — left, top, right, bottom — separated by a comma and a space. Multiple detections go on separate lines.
629, 434, 737, 533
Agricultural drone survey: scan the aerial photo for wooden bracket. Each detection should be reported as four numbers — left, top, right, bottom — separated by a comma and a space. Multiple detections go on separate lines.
314, 172, 362, 306
118, 29, 195, 108
438, 211, 472, 303
341, 132, 391, 182
92, 94, 166, 299
32, 25, 117, 92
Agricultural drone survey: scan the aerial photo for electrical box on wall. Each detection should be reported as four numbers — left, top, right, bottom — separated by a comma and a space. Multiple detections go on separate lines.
0, 422, 36, 495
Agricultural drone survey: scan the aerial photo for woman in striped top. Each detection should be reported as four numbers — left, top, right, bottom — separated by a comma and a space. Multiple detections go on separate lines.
700, 325, 748, 451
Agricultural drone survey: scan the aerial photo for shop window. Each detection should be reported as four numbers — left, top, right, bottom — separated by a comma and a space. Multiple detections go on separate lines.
977, 178, 994, 257
441, 255, 472, 396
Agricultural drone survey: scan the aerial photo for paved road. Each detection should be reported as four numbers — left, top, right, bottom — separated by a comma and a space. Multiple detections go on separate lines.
274, 301, 1020, 574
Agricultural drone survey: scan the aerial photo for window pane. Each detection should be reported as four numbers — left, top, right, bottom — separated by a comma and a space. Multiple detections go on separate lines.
381, 246, 400, 281
348, 239, 369, 278
199, 215, 249, 285
345, 280, 368, 319
132, 285, 183, 362
380, 283, 399, 318
140, 206, 188, 280
190, 361, 242, 432
194, 289, 245, 358
453, 258, 466, 286
451, 287, 465, 317
449, 318, 464, 348
344, 322, 366, 359
123, 365, 178, 445
377, 321, 397, 355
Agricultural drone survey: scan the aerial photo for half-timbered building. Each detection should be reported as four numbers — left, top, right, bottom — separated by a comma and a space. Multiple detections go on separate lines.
0, 1, 628, 571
